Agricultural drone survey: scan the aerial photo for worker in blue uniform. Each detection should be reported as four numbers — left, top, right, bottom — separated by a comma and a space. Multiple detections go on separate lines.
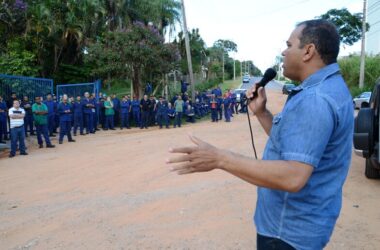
131, 96, 141, 127
120, 95, 131, 129
217, 95, 223, 121
57, 95, 75, 144
72, 95, 84, 136
0, 95, 7, 143
82, 92, 95, 134
223, 94, 231, 122
167, 103, 175, 127
156, 96, 169, 129
52, 95, 59, 134
44, 94, 56, 137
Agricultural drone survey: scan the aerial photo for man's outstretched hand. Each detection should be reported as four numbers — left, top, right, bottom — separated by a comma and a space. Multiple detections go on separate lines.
167, 135, 225, 175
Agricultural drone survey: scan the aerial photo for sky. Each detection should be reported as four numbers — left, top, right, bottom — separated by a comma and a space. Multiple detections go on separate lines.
176, 0, 363, 72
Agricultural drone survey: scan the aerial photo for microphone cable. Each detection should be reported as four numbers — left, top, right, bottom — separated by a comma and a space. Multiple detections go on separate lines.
245, 99, 258, 159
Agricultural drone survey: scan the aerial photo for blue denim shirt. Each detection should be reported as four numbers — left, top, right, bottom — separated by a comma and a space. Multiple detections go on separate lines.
254, 63, 354, 250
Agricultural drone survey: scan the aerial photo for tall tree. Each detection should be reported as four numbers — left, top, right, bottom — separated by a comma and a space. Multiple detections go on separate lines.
319, 8, 370, 46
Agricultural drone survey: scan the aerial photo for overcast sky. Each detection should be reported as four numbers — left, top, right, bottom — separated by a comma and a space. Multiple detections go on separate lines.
177, 0, 363, 71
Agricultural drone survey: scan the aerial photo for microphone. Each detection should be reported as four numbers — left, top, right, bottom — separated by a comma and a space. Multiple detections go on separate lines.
249, 68, 277, 100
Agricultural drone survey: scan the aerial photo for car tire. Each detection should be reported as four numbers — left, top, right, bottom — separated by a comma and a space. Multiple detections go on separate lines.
361, 102, 369, 108
365, 158, 380, 179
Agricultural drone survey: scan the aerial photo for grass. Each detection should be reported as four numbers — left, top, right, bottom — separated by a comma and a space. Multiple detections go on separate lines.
220, 77, 242, 92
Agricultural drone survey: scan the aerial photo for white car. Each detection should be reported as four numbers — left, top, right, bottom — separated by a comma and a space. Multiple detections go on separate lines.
242, 75, 250, 83
353, 92, 371, 109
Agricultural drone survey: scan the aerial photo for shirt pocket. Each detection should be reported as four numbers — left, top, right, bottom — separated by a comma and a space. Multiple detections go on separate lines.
269, 113, 283, 150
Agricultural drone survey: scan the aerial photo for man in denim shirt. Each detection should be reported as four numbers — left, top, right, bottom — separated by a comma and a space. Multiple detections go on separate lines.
167, 19, 354, 250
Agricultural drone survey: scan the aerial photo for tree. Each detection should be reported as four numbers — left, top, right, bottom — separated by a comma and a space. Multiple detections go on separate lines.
175, 28, 206, 75
85, 21, 180, 97
319, 8, 370, 46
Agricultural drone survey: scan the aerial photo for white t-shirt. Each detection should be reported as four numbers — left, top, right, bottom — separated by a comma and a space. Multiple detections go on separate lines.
8, 107, 25, 128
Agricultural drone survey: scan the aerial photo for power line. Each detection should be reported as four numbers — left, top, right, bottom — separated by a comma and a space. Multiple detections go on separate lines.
367, 28, 380, 37
368, 0, 380, 9
368, 4, 380, 15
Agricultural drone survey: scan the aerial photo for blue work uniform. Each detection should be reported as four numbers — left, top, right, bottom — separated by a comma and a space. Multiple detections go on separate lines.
217, 97, 223, 120
185, 104, 195, 123
156, 101, 169, 128
54, 100, 59, 133
0, 101, 7, 142
131, 100, 141, 127
223, 97, 231, 122
44, 100, 56, 135
210, 98, 218, 122
120, 100, 131, 129
112, 97, 120, 126
82, 98, 95, 133
72, 101, 84, 135
58, 102, 73, 143
93, 99, 100, 130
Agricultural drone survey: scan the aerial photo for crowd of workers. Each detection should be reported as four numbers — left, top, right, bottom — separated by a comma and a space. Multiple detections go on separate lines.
0, 84, 248, 158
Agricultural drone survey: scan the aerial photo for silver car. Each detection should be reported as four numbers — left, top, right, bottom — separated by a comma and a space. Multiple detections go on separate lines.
233, 88, 247, 102
353, 92, 371, 109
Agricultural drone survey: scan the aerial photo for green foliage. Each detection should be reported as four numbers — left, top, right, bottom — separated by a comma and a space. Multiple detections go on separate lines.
319, 8, 369, 46
175, 28, 206, 74
0, 38, 39, 76
338, 54, 380, 95
85, 22, 179, 96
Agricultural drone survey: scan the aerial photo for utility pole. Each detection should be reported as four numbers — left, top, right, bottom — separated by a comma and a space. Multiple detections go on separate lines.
359, 0, 367, 89
180, 0, 195, 102
233, 58, 236, 80
240, 61, 243, 79
222, 43, 225, 82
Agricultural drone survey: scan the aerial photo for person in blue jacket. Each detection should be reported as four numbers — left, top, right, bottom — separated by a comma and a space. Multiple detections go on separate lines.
223, 94, 232, 122
217, 95, 223, 121
53, 95, 59, 134
167, 103, 175, 127
120, 95, 131, 129
82, 92, 95, 134
58, 95, 75, 144
93, 93, 100, 131
44, 94, 56, 137
156, 96, 169, 129
72, 95, 84, 136
131, 96, 141, 127
0, 95, 7, 143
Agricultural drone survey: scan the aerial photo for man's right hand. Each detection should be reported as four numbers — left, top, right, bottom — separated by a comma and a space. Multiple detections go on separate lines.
246, 84, 267, 116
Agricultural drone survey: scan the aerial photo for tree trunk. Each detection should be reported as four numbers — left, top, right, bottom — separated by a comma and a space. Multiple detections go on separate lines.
132, 66, 141, 98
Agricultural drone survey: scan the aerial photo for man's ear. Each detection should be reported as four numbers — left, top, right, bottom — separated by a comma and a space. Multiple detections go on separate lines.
302, 44, 316, 62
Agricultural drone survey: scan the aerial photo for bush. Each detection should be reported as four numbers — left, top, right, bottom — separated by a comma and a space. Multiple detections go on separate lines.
339, 54, 380, 95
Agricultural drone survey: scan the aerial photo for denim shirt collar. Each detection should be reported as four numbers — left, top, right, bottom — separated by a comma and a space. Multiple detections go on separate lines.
291, 63, 340, 93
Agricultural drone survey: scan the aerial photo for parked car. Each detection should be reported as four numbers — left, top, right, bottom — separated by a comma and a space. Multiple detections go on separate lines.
353, 91, 371, 109
282, 83, 296, 95
242, 75, 250, 83
353, 81, 380, 179
233, 88, 247, 102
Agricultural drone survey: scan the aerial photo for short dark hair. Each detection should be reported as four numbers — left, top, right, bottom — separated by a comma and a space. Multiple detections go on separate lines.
297, 19, 340, 65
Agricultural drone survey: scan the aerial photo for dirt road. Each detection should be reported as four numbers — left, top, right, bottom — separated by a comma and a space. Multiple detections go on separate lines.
1, 91, 379, 249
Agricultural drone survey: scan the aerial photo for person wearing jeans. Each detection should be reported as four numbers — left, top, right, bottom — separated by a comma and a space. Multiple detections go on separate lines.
32, 97, 55, 149
8, 100, 27, 157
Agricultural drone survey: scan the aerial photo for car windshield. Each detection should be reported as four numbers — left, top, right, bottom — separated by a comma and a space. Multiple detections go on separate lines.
360, 92, 371, 98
